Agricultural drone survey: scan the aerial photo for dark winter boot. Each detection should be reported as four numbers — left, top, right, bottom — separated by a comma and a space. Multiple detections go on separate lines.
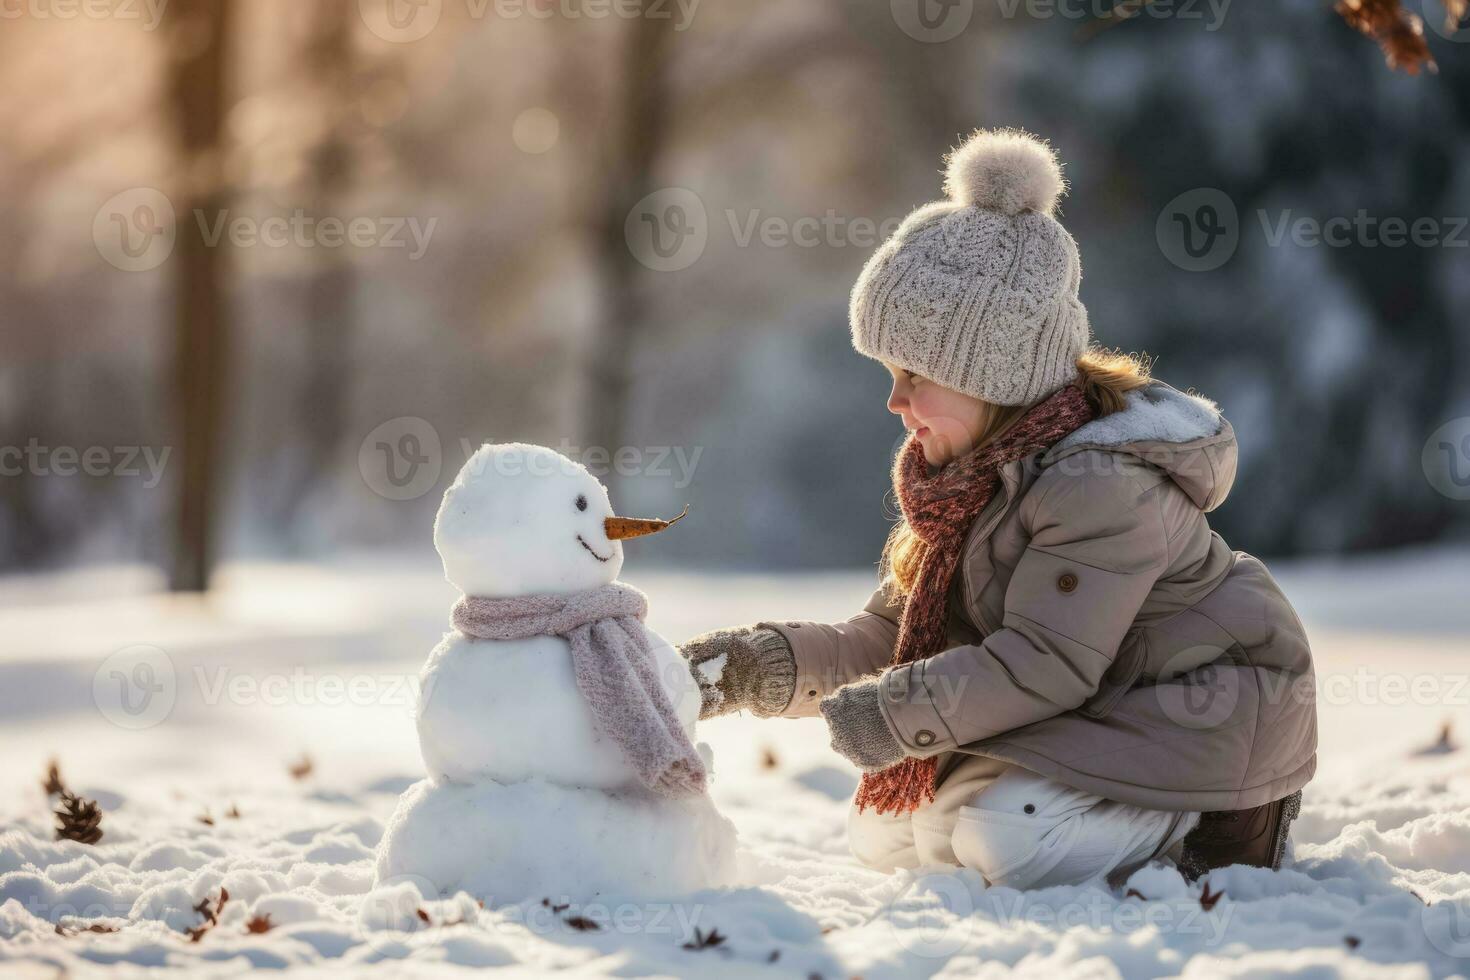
1177, 790, 1302, 880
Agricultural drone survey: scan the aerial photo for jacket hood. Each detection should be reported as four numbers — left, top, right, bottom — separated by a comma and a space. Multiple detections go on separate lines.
1041, 381, 1237, 511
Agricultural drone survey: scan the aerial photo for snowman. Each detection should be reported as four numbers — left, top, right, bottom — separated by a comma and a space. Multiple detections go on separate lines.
374, 443, 737, 905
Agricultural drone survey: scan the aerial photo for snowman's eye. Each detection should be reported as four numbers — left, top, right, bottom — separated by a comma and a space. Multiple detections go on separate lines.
575, 494, 587, 512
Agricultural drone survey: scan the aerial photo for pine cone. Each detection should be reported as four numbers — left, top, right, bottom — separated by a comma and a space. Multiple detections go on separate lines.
54, 791, 103, 845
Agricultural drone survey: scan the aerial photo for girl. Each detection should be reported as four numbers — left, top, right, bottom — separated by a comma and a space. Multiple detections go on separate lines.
681, 130, 1315, 889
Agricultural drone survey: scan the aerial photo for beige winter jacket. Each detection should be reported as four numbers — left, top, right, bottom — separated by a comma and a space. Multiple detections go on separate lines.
769, 382, 1317, 813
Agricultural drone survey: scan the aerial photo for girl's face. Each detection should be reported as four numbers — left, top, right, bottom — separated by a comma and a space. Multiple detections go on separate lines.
884, 363, 989, 467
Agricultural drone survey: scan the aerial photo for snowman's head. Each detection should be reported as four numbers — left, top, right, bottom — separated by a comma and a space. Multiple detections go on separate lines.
434, 443, 684, 597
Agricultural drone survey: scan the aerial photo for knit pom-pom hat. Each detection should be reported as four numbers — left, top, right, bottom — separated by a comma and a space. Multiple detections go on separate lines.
849, 128, 1091, 407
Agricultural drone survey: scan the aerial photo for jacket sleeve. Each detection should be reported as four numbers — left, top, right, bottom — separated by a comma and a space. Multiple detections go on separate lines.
765, 581, 904, 718
877, 465, 1170, 756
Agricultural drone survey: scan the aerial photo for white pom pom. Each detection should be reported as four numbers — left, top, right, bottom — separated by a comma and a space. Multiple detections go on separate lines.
943, 129, 1066, 216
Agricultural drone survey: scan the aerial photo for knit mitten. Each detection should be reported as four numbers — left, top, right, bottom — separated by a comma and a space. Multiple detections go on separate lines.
819, 681, 905, 772
679, 625, 796, 720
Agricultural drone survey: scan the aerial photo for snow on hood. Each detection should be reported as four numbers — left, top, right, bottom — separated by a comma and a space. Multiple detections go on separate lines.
1042, 381, 1238, 512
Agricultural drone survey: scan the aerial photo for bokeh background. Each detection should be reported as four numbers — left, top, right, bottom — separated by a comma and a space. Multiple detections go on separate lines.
3, 0, 1468, 590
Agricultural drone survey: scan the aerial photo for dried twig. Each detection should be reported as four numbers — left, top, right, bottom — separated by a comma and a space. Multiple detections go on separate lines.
55, 921, 119, 937
682, 926, 726, 951
185, 888, 229, 942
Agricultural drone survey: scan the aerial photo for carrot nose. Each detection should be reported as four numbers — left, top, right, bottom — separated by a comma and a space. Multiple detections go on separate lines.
604, 504, 689, 540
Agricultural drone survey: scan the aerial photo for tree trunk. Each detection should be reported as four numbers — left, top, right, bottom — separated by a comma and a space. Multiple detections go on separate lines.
166, 0, 232, 592
281, 1, 356, 535
584, 5, 673, 484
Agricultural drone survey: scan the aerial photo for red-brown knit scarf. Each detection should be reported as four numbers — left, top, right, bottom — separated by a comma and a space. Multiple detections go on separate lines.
855, 379, 1097, 815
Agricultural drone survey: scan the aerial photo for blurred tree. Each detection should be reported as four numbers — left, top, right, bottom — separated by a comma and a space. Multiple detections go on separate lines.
291, 0, 358, 532
585, 2, 674, 481
166, 0, 233, 591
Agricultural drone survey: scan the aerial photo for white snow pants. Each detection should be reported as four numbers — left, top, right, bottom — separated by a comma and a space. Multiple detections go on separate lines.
848, 754, 1200, 889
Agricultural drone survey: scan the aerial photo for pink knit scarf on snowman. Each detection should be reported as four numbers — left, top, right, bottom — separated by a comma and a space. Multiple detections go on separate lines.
451, 582, 707, 799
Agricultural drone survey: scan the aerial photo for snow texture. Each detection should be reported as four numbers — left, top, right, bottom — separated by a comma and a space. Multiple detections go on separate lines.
2, 547, 1470, 977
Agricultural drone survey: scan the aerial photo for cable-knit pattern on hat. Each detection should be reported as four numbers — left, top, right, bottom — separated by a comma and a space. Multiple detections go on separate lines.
849, 130, 1090, 407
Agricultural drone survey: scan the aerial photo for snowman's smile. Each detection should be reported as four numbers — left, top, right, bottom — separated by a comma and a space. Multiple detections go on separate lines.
576, 534, 613, 562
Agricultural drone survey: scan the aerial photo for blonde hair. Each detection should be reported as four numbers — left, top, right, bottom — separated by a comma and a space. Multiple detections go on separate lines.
878, 348, 1152, 597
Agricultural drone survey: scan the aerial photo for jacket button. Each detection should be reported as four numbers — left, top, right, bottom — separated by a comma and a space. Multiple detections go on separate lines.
1057, 573, 1078, 594
807, 690, 818, 698
787, 622, 802, 628
915, 730, 936, 747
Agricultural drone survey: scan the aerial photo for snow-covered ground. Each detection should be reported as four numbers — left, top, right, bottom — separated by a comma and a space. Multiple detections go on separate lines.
2, 546, 1470, 978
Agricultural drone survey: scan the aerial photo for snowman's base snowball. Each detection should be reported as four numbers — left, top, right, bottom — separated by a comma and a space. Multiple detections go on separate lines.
374, 777, 738, 905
